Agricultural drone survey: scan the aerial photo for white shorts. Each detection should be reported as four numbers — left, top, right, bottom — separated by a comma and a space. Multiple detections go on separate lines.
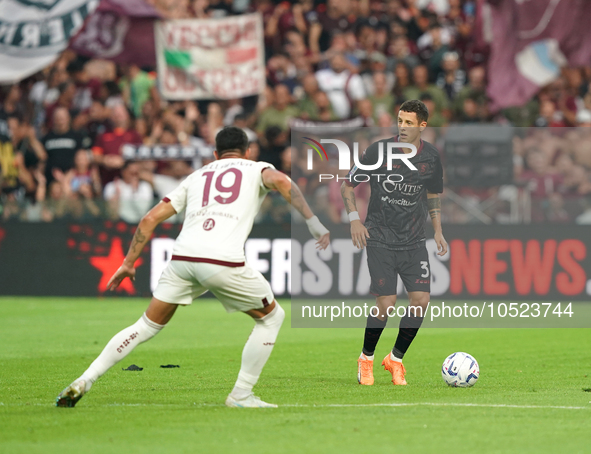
153, 260, 275, 313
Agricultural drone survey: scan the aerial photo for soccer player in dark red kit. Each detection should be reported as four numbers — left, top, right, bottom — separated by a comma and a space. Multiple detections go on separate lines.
340, 100, 448, 386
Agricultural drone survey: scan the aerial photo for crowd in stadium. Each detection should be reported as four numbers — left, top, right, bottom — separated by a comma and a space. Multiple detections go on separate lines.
1, 0, 591, 224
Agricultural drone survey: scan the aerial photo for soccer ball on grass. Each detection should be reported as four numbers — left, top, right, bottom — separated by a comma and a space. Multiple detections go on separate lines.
441, 352, 479, 387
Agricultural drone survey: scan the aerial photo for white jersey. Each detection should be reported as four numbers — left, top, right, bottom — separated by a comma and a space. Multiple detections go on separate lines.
163, 159, 274, 265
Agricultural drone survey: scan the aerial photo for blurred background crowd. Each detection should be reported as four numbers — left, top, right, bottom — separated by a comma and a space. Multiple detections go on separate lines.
1, 0, 591, 225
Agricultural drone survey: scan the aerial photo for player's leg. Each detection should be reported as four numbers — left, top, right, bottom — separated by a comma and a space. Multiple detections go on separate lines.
358, 247, 398, 385
391, 291, 428, 361
227, 300, 284, 408
56, 298, 176, 407
56, 261, 195, 407
202, 265, 284, 407
383, 245, 431, 385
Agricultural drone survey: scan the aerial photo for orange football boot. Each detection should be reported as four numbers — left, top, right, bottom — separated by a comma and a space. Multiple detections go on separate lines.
357, 354, 374, 385
382, 354, 407, 385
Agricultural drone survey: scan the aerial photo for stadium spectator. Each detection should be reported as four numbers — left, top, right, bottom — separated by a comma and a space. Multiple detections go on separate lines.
361, 53, 394, 96
436, 51, 466, 102
453, 65, 486, 119
534, 100, 566, 128
308, 0, 353, 54
387, 35, 420, 73
417, 23, 452, 80
41, 107, 89, 184
9, 116, 47, 195
310, 91, 338, 121
140, 159, 191, 223
45, 81, 76, 130
104, 161, 153, 223
404, 65, 449, 119
67, 59, 102, 113
0, 112, 20, 196
256, 84, 298, 137
266, 53, 298, 91
368, 72, 395, 124
119, 64, 157, 119
232, 114, 257, 143
2, 85, 26, 119
420, 93, 446, 127
315, 53, 366, 119
92, 104, 142, 186
296, 73, 321, 119
64, 149, 101, 198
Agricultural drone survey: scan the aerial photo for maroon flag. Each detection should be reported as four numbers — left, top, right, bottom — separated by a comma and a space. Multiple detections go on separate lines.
485, 0, 591, 111
69, 0, 161, 67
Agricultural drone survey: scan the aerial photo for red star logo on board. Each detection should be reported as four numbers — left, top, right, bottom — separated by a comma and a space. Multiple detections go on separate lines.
90, 237, 143, 294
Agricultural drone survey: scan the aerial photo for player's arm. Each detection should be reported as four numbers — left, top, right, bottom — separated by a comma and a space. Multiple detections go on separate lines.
106, 201, 178, 290
427, 192, 448, 256
262, 168, 330, 250
341, 182, 370, 249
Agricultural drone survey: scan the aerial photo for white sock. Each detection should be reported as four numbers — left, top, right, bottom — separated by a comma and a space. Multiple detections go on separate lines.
230, 303, 285, 399
360, 352, 374, 361
390, 352, 403, 362
78, 313, 165, 390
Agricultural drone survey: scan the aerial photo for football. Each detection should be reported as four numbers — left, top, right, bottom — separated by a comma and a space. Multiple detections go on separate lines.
441, 352, 479, 387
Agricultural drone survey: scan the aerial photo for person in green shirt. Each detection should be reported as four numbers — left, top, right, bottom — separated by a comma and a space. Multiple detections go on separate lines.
419, 93, 446, 127
296, 74, 320, 119
452, 66, 487, 120
403, 65, 449, 118
368, 72, 395, 124
119, 65, 156, 119
256, 85, 299, 138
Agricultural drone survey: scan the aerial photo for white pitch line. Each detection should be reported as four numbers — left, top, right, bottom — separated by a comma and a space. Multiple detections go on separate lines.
1, 402, 589, 410
281, 402, 591, 410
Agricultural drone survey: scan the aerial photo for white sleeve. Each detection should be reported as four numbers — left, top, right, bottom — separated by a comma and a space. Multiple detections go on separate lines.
258, 162, 276, 192
348, 74, 366, 100
163, 177, 189, 213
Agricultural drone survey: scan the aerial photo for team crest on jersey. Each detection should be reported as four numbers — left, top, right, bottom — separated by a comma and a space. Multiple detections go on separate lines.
203, 218, 215, 230
378, 278, 385, 287
417, 163, 429, 175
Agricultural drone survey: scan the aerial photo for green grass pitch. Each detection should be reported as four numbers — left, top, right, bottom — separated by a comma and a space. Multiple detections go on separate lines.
0, 297, 589, 454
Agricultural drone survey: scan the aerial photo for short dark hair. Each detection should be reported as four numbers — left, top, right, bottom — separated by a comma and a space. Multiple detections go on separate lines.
399, 99, 429, 124
215, 126, 249, 156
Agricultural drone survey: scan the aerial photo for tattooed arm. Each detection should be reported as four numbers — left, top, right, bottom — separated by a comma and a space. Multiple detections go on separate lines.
107, 201, 177, 290
427, 192, 448, 256
341, 182, 370, 249
263, 168, 330, 250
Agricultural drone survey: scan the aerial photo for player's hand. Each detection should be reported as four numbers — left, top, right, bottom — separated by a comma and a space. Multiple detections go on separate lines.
434, 231, 448, 256
316, 232, 330, 250
351, 220, 369, 249
106, 262, 136, 291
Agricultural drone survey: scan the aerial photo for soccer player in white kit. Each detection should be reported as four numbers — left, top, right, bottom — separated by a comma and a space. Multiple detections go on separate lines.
56, 127, 330, 408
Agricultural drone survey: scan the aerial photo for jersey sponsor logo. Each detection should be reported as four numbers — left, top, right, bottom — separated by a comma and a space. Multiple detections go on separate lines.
381, 196, 418, 207
382, 180, 422, 194
203, 218, 215, 230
